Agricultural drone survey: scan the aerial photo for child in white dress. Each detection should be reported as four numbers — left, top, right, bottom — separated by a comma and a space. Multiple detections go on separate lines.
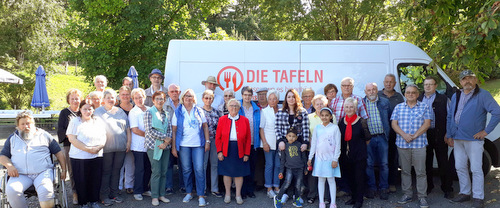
307, 107, 341, 208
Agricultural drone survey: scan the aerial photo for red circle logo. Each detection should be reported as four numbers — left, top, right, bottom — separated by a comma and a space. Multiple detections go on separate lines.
217, 66, 244, 92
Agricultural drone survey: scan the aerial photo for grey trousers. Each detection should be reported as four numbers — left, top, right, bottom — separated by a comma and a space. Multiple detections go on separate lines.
203, 140, 219, 193
397, 147, 427, 198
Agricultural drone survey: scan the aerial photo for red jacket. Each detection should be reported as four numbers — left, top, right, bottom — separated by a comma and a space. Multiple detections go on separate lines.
215, 115, 251, 158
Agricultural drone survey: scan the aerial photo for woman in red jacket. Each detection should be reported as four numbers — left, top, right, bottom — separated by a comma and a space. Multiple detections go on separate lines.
216, 98, 251, 205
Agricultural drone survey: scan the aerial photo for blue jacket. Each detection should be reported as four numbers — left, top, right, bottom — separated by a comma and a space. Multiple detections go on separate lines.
238, 100, 261, 149
174, 105, 206, 150
447, 87, 500, 141
364, 96, 391, 140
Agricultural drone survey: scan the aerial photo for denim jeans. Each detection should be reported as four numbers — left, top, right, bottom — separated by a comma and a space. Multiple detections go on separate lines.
132, 151, 151, 194
276, 168, 304, 199
179, 146, 206, 196
165, 151, 185, 190
366, 135, 389, 190
264, 150, 280, 188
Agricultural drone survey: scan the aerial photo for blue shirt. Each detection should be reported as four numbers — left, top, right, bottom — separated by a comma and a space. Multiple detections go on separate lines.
365, 97, 384, 135
421, 93, 436, 128
455, 89, 473, 124
391, 101, 432, 148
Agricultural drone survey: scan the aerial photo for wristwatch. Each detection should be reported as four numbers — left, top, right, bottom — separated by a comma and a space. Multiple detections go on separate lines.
206, 140, 211, 143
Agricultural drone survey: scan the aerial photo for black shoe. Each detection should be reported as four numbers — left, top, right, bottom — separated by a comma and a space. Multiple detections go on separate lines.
471, 198, 484, 208
212, 192, 223, 198
345, 199, 355, 205
380, 190, 389, 200
307, 198, 315, 204
353, 202, 363, 208
241, 194, 247, 199
248, 193, 256, 198
444, 192, 453, 199
365, 190, 375, 199
426, 187, 433, 195
450, 194, 471, 203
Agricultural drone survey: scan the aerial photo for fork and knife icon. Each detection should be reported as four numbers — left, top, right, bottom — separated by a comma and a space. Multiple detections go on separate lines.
224, 72, 238, 90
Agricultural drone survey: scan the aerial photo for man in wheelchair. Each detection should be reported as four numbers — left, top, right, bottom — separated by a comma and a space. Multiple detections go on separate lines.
0, 111, 67, 208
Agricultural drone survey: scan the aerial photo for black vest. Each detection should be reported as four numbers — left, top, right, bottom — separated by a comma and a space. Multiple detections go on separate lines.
418, 92, 448, 136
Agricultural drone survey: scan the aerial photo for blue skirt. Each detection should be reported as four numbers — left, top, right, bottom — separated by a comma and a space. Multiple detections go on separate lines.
218, 141, 250, 177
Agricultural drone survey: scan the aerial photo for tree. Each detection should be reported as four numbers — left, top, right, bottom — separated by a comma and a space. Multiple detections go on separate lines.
402, 0, 500, 82
66, 0, 231, 89
0, 0, 68, 109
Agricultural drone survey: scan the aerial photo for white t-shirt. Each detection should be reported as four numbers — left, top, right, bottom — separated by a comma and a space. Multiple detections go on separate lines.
259, 106, 277, 150
129, 105, 149, 152
66, 117, 107, 159
172, 106, 207, 147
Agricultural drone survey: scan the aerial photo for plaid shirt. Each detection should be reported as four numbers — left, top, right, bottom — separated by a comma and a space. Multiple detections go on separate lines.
275, 108, 310, 144
201, 107, 221, 140
144, 108, 172, 150
365, 97, 384, 135
391, 101, 431, 148
329, 94, 369, 119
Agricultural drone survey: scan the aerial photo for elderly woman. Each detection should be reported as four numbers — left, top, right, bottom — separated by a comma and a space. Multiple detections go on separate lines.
117, 86, 134, 195
200, 90, 223, 197
305, 94, 337, 204
94, 89, 131, 206
302, 88, 315, 114
67, 100, 107, 208
259, 90, 280, 198
338, 97, 370, 208
0, 111, 67, 208
144, 91, 173, 206
237, 86, 261, 199
57, 88, 83, 204
171, 89, 210, 206
323, 84, 338, 105
276, 89, 310, 152
218, 88, 235, 115
216, 98, 251, 205
88, 91, 103, 109
128, 88, 152, 201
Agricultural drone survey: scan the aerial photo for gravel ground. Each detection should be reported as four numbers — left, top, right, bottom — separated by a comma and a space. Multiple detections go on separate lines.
1, 125, 499, 208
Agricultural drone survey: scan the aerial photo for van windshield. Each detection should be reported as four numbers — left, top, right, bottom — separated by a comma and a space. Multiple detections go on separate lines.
397, 63, 455, 98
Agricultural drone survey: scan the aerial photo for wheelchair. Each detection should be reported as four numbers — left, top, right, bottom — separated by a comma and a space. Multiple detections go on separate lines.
0, 160, 68, 208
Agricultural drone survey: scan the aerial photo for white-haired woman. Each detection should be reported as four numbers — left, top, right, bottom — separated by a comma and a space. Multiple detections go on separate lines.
94, 89, 131, 206
201, 90, 223, 197
128, 88, 152, 200
171, 89, 210, 206
216, 99, 251, 205
259, 90, 280, 198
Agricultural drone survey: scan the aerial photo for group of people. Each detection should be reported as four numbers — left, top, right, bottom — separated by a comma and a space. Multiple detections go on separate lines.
1, 68, 499, 208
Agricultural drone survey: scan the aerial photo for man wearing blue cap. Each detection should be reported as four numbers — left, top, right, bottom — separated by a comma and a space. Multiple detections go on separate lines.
145, 69, 168, 107
447, 69, 500, 208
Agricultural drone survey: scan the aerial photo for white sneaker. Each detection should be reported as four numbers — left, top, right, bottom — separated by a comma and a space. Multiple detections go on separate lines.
142, 191, 152, 197
267, 190, 277, 198
282, 194, 289, 204
133, 194, 143, 201
183, 194, 193, 203
151, 198, 159, 206
159, 196, 170, 203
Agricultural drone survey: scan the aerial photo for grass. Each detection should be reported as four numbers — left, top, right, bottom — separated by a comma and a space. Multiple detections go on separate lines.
482, 79, 500, 104
46, 73, 93, 111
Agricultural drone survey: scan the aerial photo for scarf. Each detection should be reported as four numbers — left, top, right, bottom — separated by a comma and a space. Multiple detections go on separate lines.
149, 106, 169, 160
344, 114, 357, 142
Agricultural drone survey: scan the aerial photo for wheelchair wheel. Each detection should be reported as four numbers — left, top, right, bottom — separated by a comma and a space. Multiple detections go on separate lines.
53, 164, 68, 208
0, 169, 9, 208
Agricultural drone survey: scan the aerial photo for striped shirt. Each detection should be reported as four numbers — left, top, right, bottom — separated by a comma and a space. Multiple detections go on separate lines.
391, 101, 431, 148
144, 109, 172, 150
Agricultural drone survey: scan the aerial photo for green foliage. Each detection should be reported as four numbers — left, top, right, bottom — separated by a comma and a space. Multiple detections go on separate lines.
403, 0, 500, 82
66, 0, 231, 90
46, 73, 93, 111
482, 78, 500, 104
0, 55, 35, 109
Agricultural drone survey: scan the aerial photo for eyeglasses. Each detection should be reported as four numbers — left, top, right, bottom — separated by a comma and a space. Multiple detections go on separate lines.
341, 85, 353, 88
224, 95, 234, 97
423, 84, 436, 86
184, 95, 194, 98
242, 94, 253, 97
154, 98, 165, 101
228, 105, 239, 108
150, 76, 162, 80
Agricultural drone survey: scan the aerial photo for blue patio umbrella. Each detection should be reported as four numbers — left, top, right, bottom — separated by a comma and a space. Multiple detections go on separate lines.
31, 65, 50, 110
127, 66, 139, 89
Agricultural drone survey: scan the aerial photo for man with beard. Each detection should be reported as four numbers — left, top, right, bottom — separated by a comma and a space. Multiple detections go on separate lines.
0, 111, 67, 208
447, 70, 500, 208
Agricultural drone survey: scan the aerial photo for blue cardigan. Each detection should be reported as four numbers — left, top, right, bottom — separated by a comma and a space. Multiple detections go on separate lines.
174, 105, 206, 150
447, 87, 500, 141
238, 100, 261, 149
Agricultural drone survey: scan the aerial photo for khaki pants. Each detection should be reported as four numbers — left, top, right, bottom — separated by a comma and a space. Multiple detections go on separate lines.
397, 147, 427, 198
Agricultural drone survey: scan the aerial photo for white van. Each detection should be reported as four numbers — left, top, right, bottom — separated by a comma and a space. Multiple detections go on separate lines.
164, 40, 500, 175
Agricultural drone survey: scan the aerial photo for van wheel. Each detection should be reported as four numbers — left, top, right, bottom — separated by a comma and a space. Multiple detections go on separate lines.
483, 150, 492, 176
